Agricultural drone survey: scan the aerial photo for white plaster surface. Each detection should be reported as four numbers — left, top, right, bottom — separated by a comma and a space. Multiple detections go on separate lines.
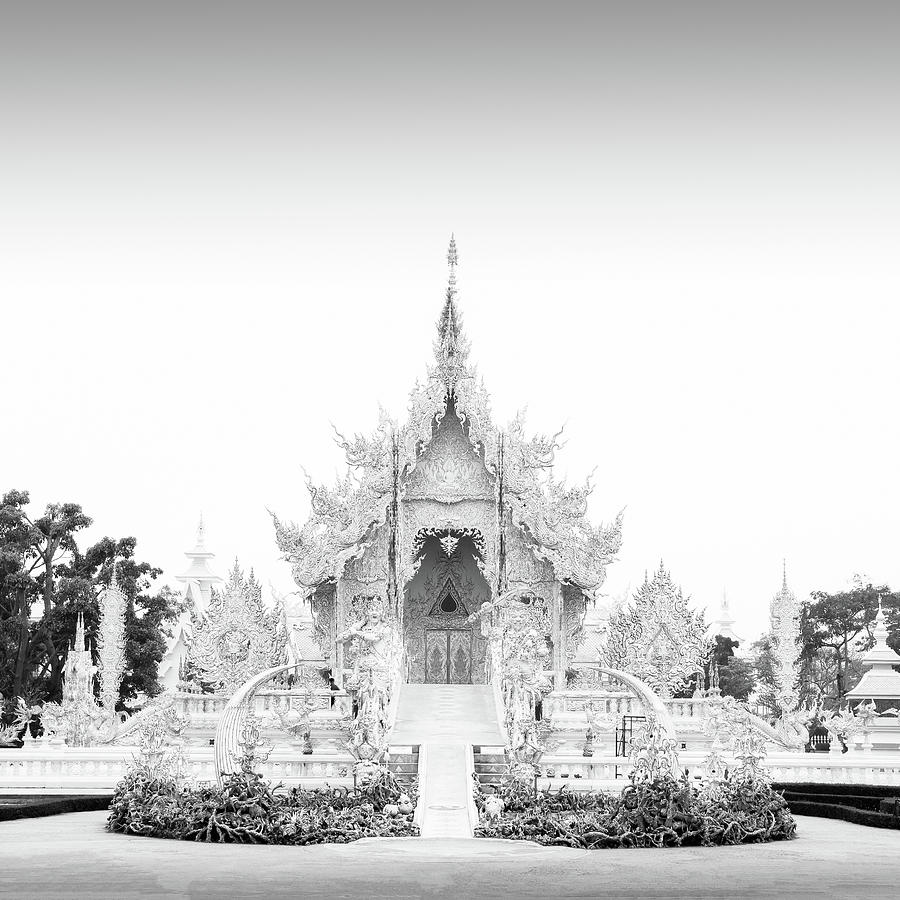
2, 812, 899, 899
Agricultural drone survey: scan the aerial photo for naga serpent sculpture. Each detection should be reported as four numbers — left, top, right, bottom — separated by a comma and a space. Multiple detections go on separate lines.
214, 663, 296, 788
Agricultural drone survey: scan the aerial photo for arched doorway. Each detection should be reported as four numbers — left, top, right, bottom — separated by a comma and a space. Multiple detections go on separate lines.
403, 530, 490, 683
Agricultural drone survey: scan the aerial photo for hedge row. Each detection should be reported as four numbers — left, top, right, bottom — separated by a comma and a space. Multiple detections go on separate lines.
785, 799, 900, 830
782, 792, 885, 811
772, 782, 897, 799
0, 795, 111, 822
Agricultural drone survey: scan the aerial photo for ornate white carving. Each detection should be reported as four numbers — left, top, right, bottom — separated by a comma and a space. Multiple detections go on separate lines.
502, 416, 623, 598
404, 408, 493, 503
97, 570, 128, 716
38, 614, 102, 746
601, 563, 709, 699
770, 564, 802, 715
469, 589, 555, 773
188, 562, 284, 694
337, 597, 401, 766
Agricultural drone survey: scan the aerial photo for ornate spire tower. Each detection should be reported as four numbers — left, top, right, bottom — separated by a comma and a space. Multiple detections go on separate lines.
769, 561, 801, 714
97, 566, 128, 713
433, 235, 471, 394
63, 612, 94, 705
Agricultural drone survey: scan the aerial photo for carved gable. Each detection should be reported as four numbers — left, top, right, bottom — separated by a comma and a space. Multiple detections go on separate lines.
403, 406, 494, 503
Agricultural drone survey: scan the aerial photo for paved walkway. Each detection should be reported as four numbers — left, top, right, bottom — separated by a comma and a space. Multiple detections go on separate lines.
391, 684, 503, 838
1, 812, 900, 898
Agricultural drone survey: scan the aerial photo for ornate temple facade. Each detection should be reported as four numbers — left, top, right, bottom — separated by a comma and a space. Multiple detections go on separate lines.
274, 240, 623, 688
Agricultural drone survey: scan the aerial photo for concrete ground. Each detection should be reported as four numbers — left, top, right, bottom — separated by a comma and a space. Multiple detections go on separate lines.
1, 811, 899, 899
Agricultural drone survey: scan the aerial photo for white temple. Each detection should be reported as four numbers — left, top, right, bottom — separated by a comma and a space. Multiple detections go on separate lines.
273, 237, 624, 690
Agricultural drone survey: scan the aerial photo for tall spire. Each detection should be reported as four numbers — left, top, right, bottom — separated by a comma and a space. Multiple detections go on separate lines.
433, 235, 470, 391
73, 611, 86, 651
176, 515, 222, 615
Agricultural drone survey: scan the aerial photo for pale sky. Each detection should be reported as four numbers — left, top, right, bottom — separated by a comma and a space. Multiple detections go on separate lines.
2, 3, 899, 641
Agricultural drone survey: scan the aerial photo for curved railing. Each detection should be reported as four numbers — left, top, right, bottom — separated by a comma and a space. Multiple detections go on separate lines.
575, 665, 678, 744
214, 664, 296, 788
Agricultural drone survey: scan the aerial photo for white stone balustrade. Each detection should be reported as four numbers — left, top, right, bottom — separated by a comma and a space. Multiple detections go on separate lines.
0, 745, 354, 794
534, 750, 900, 790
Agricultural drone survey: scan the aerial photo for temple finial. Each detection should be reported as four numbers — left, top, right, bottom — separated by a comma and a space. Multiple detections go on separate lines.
433, 236, 469, 389
782, 558, 788, 591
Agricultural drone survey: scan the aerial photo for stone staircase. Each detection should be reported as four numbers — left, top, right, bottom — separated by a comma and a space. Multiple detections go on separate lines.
472, 745, 507, 789
390, 684, 504, 838
386, 745, 419, 787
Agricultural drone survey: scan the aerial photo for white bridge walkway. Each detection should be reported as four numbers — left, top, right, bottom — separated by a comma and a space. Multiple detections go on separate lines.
390, 684, 503, 838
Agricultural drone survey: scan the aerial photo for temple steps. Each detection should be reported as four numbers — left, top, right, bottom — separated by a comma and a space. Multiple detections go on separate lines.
387, 747, 419, 786
390, 684, 504, 838
472, 746, 507, 788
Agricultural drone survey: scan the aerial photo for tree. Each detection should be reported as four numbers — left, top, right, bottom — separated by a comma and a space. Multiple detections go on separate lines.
0, 490, 92, 698
706, 635, 757, 701
0, 490, 177, 711
803, 578, 900, 702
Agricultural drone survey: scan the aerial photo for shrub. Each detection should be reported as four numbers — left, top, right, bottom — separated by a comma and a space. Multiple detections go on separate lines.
107, 762, 419, 844
474, 774, 796, 849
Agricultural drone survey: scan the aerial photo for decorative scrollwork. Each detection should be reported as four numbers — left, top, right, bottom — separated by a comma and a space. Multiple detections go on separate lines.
601, 562, 710, 698
188, 561, 284, 694
770, 565, 802, 715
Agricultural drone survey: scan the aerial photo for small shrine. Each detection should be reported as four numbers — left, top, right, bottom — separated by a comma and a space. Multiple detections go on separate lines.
846, 599, 900, 710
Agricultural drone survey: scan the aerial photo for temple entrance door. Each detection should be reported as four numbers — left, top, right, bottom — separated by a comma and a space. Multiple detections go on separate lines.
425, 629, 472, 684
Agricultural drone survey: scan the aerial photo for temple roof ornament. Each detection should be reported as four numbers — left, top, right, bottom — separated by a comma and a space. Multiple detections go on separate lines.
274, 239, 622, 600
188, 560, 285, 694
600, 562, 709, 699
433, 235, 470, 393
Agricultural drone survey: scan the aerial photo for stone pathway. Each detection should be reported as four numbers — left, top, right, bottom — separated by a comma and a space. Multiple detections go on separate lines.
391, 684, 503, 838
2, 812, 900, 898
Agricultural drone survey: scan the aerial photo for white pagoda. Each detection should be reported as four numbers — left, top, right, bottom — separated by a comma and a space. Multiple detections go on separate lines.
708, 589, 743, 645
159, 517, 223, 690
846, 599, 900, 709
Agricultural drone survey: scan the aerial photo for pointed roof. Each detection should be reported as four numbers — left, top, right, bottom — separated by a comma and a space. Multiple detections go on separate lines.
73, 611, 87, 651
433, 235, 471, 393
770, 559, 799, 628
176, 516, 222, 585
847, 598, 900, 699
708, 588, 744, 643
274, 238, 623, 599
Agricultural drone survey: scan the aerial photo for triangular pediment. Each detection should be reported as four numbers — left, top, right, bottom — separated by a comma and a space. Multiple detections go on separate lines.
403, 404, 494, 503
427, 577, 471, 617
